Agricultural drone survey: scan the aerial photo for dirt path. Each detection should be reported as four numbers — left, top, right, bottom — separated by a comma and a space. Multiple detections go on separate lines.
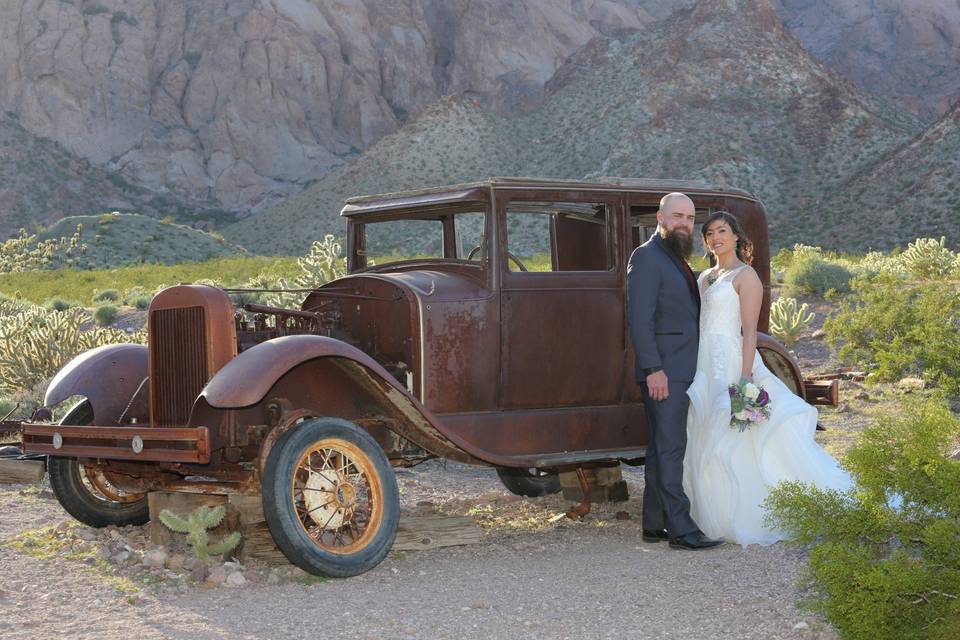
0, 462, 838, 640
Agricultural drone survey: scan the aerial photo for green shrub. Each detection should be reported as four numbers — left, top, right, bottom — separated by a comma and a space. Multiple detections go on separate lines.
765, 399, 960, 640
824, 278, 960, 393
91, 289, 120, 303
131, 294, 151, 310
44, 298, 76, 312
93, 304, 118, 326
784, 255, 853, 296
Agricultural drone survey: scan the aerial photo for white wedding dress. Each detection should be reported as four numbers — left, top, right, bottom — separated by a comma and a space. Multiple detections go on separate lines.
683, 265, 852, 546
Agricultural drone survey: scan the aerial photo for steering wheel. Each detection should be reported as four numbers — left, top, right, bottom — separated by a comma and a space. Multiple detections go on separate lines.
467, 245, 528, 272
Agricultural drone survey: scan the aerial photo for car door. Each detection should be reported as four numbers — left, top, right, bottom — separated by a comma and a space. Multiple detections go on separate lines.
497, 191, 624, 409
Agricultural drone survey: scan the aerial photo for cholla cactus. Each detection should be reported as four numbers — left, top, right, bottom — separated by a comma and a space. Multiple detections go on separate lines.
899, 237, 956, 280
0, 300, 144, 395
159, 505, 241, 565
769, 296, 814, 347
0, 225, 86, 273
295, 234, 346, 287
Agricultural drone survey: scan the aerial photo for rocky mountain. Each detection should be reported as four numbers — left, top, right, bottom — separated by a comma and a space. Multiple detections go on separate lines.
630, 0, 960, 121
773, 0, 960, 122
801, 101, 960, 250
0, 0, 652, 224
227, 0, 926, 254
0, 113, 181, 236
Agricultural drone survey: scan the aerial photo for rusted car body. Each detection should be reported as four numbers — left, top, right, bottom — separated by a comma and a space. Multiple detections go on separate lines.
20, 177, 835, 576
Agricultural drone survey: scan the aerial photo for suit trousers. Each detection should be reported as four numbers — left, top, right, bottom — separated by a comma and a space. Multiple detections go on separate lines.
639, 381, 698, 538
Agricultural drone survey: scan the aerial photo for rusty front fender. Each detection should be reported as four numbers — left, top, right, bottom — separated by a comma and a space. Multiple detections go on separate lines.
44, 344, 150, 425
200, 335, 486, 464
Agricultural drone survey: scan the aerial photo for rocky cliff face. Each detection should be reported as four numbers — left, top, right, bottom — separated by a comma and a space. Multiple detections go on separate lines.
0, 0, 651, 217
228, 0, 927, 253
773, 0, 960, 122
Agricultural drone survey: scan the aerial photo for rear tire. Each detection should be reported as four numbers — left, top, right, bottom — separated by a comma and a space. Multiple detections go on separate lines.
262, 417, 400, 578
496, 467, 561, 497
48, 401, 149, 528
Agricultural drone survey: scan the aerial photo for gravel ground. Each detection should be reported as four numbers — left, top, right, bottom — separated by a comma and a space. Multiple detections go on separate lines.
0, 462, 839, 640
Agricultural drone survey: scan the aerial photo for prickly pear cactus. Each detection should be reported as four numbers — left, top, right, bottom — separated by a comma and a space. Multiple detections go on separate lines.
159, 505, 242, 565
769, 296, 814, 347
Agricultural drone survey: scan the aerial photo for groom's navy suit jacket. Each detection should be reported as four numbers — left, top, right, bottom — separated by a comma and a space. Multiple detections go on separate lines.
626, 233, 701, 384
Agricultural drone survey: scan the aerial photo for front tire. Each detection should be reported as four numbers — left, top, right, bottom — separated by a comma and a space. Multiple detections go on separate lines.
262, 417, 400, 578
496, 467, 561, 497
48, 401, 149, 528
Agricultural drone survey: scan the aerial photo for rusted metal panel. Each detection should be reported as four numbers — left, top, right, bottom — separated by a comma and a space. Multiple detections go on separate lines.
42, 344, 149, 425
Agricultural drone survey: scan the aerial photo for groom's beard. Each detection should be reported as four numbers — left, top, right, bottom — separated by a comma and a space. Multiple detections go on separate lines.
662, 227, 694, 259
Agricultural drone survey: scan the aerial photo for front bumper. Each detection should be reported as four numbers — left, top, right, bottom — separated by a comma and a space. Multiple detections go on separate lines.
21, 423, 210, 464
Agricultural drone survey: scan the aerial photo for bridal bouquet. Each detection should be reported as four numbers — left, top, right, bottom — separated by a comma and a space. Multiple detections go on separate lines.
728, 380, 771, 432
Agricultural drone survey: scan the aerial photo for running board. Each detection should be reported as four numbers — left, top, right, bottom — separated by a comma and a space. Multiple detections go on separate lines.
497, 447, 648, 470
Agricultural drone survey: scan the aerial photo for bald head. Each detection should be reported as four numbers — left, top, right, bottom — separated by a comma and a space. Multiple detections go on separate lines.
657, 192, 695, 236
659, 192, 694, 215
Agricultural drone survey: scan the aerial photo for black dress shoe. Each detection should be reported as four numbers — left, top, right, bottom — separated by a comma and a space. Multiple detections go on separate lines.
642, 528, 669, 543
668, 531, 724, 550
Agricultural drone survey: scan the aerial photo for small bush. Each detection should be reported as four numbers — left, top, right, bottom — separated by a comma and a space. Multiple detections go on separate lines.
783, 255, 853, 296
91, 289, 120, 303
824, 277, 960, 393
131, 294, 151, 310
765, 399, 960, 640
44, 298, 76, 312
93, 304, 118, 326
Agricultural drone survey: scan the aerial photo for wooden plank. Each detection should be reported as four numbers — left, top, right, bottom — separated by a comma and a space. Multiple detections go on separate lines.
0, 458, 45, 484
393, 515, 483, 552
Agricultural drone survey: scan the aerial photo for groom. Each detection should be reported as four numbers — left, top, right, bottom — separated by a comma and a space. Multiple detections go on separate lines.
627, 192, 722, 550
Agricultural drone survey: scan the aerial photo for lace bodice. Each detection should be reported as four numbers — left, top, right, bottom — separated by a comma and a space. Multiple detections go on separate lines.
698, 265, 749, 338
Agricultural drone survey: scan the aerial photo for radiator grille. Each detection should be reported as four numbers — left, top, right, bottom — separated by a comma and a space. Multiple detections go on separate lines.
151, 306, 208, 426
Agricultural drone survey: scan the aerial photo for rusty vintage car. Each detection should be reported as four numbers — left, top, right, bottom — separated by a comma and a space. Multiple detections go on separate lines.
20, 177, 836, 577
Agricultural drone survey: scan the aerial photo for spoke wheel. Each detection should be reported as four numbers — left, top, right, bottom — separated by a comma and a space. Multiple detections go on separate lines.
292, 439, 384, 555
48, 401, 150, 527
263, 417, 399, 577
82, 465, 144, 504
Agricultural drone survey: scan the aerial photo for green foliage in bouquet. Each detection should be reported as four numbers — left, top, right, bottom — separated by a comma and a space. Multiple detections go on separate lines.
825, 277, 960, 393
764, 400, 960, 640
158, 505, 241, 565
769, 296, 814, 346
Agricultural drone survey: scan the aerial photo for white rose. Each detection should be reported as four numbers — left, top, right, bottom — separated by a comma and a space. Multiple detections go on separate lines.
734, 410, 749, 421
743, 383, 760, 401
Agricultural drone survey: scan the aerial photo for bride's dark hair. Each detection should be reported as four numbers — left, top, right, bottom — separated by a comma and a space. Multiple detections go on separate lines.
702, 211, 753, 266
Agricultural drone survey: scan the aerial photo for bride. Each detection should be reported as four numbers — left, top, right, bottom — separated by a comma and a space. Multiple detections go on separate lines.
683, 212, 852, 546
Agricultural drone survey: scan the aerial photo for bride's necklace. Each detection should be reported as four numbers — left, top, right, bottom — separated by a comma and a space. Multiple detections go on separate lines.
705, 262, 743, 287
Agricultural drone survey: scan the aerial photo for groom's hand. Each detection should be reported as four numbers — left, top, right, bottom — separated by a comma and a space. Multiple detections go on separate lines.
646, 370, 669, 401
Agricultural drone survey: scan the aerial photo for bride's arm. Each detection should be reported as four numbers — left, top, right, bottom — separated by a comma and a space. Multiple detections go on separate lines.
734, 267, 764, 381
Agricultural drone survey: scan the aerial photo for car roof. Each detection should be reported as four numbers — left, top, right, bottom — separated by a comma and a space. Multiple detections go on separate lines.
340, 177, 758, 217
